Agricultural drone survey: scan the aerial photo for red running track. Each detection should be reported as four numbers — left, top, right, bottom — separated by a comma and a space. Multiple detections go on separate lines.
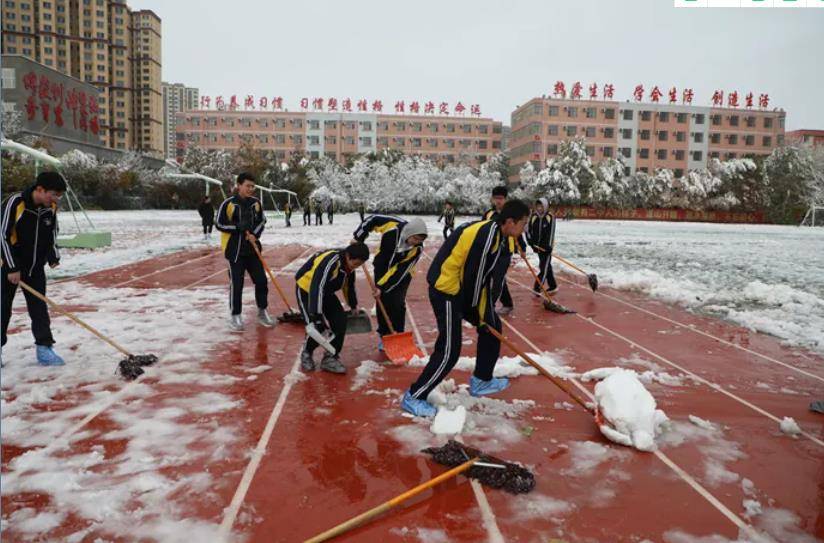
2, 243, 822, 542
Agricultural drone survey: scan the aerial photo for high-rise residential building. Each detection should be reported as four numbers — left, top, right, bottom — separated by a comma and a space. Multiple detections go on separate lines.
509, 96, 786, 181
173, 110, 503, 168
1, 0, 163, 156
162, 82, 199, 159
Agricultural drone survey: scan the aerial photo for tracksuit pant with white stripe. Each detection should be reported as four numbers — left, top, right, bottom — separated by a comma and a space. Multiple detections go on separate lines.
228, 255, 268, 316
534, 252, 557, 292
409, 287, 502, 401
296, 286, 347, 355
2, 266, 54, 347
376, 280, 410, 337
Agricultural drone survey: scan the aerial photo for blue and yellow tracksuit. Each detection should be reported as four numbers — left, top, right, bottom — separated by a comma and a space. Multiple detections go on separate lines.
527, 212, 557, 292
215, 194, 268, 315
295, 249, 357, 355
482, 207, 526, 309
409, 219, 506, 400
2, 187, 61, 347
353, 214, 423, 336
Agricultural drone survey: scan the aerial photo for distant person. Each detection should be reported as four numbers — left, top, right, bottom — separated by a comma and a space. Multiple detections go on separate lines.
284, 202, 292, 228
303, 200, 312, 226
527, 198, 557, 295
198, 196, 215, 240
358, 202, 366, 223
315, 200, 324, 225
437, 201, 456, 239
327, 201, 334, 225
2, 172, 68, 366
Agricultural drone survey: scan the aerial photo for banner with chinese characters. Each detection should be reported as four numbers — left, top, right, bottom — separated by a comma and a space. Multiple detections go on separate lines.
22, 71, 102, 136
195, 95, 483, 117
548, 81, 772, 109
551, 206, 766, 224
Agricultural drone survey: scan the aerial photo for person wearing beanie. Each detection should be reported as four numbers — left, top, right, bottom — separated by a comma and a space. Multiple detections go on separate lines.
295, 242, 370, 374
215, 172, 275, 332
437, 201, 456, 239
352, 214, 427, 351
481, 185, 524, 315
527, 198, 558, 295
401, 200, 531, 418
2, 171, 67, 366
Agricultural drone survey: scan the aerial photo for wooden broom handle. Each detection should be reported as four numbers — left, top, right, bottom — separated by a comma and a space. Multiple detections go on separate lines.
360, 265, 396, 335
304, 458, 477, 543
17, 279, 133, 357
250, 240, 296, 313
517, 247, 556, 303
483, 322, 592, 414
552, 254, 588, 276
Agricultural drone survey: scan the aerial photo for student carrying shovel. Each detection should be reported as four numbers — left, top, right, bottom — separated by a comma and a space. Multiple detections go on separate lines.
352, 215, 427, 358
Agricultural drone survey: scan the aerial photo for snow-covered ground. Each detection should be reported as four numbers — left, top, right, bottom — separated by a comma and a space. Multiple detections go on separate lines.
55, 210, 824, 355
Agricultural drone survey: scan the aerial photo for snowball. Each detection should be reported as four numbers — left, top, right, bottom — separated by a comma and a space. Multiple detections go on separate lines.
594, 369, 668, 452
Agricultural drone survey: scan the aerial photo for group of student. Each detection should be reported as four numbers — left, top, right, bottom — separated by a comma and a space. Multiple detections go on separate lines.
1, 172, 559, 421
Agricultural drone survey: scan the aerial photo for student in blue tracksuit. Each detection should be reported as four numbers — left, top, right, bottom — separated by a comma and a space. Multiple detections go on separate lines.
526, 198, 557, 295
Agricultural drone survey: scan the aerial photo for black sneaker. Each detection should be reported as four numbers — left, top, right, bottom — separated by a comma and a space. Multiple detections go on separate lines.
300, 349, 316, 372
320, 353, 346, 374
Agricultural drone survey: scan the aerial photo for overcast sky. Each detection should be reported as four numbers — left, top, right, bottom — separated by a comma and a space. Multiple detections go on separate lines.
131, 0, 823, 130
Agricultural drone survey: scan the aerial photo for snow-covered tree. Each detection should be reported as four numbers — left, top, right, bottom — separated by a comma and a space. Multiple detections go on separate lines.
764, 145, 818, 223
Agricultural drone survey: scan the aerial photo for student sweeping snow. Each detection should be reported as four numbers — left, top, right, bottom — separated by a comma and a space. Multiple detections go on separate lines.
352, 214, 428, 351
1, 172, 67, 366
526, 198, 558, 295
481, 186, 526, 315
295, 243, 370, 374
215, 173, 276, 332
402, 200, 531, 417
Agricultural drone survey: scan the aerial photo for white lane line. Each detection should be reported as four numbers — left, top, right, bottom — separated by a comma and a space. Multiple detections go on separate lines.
557, 275, 824, 384
111, 249, 219, 288
498, 317, 761, 539
406, 292, 505, 543
509, 277, 824, 449
218, 349, 303, 540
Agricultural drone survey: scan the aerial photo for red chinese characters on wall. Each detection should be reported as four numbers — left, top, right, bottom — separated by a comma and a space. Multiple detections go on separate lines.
22, 71, 100, 135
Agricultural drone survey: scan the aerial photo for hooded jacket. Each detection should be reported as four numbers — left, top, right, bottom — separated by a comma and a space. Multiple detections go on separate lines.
1, 187, 60, 274
353, 214, 426, 293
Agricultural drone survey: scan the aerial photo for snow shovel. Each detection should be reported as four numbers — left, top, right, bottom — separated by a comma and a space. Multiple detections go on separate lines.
16, 279, 157, 380
518, 248, 575, 314
250, 240, 304, 323
553, 253, 598, 292
361, 265, 423, 364
345, 308, 372, 334
304, 440, 534, 542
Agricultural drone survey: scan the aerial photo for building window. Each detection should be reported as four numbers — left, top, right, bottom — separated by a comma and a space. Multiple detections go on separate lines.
565, 126, 577, 137
676, 132, 686, 142
729, 115, 739, 127
746, 116, 756, 128
674, 169, 684, 178
1, 68, 16, 89
639, 130, 650, 141
710, 151, 720, 159
657, 149, 667, 160
548, 125, 558, 136
604, 127, 615, 138
728, 134, 738, 145
547, 144, 558, 155
658, 131, 668, 142
711, 114, 722, 126
745, 135, 755, 146
640, 111, 651, 122
764, 117, 773, 129
676, 113, 688, 123
674, 150, 685, 160
549, 106, 559, 116
693, 133, 704, 143
360, 121, 373, 131
763, 136, 772, 147
621, 128, 633, 139
359, 137, 372, 146
710, 133, 721, 144
585, 107, 596, 118
566, 107, 577, 118
692, 151, 703, 161
622, 110, 633, 121
585, 146, 594, 157
585, 126, 595, 138
639, 148, 650, 159
620, 148, 631, 158
602, 146, 613, 158
658, 112, 669, 122
694, 114, 705, 125
726, 152, 737, 159
532, 103, 543, 115
604, 108, 615, 119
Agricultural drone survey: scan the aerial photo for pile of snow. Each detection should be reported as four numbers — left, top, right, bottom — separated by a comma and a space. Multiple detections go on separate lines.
350, 360, 384, 391
582, 365, 685, 388
430, 405, 467, 435
408, 352, 576, 380
591, 369, 669, 451
779, 417, 802, 437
